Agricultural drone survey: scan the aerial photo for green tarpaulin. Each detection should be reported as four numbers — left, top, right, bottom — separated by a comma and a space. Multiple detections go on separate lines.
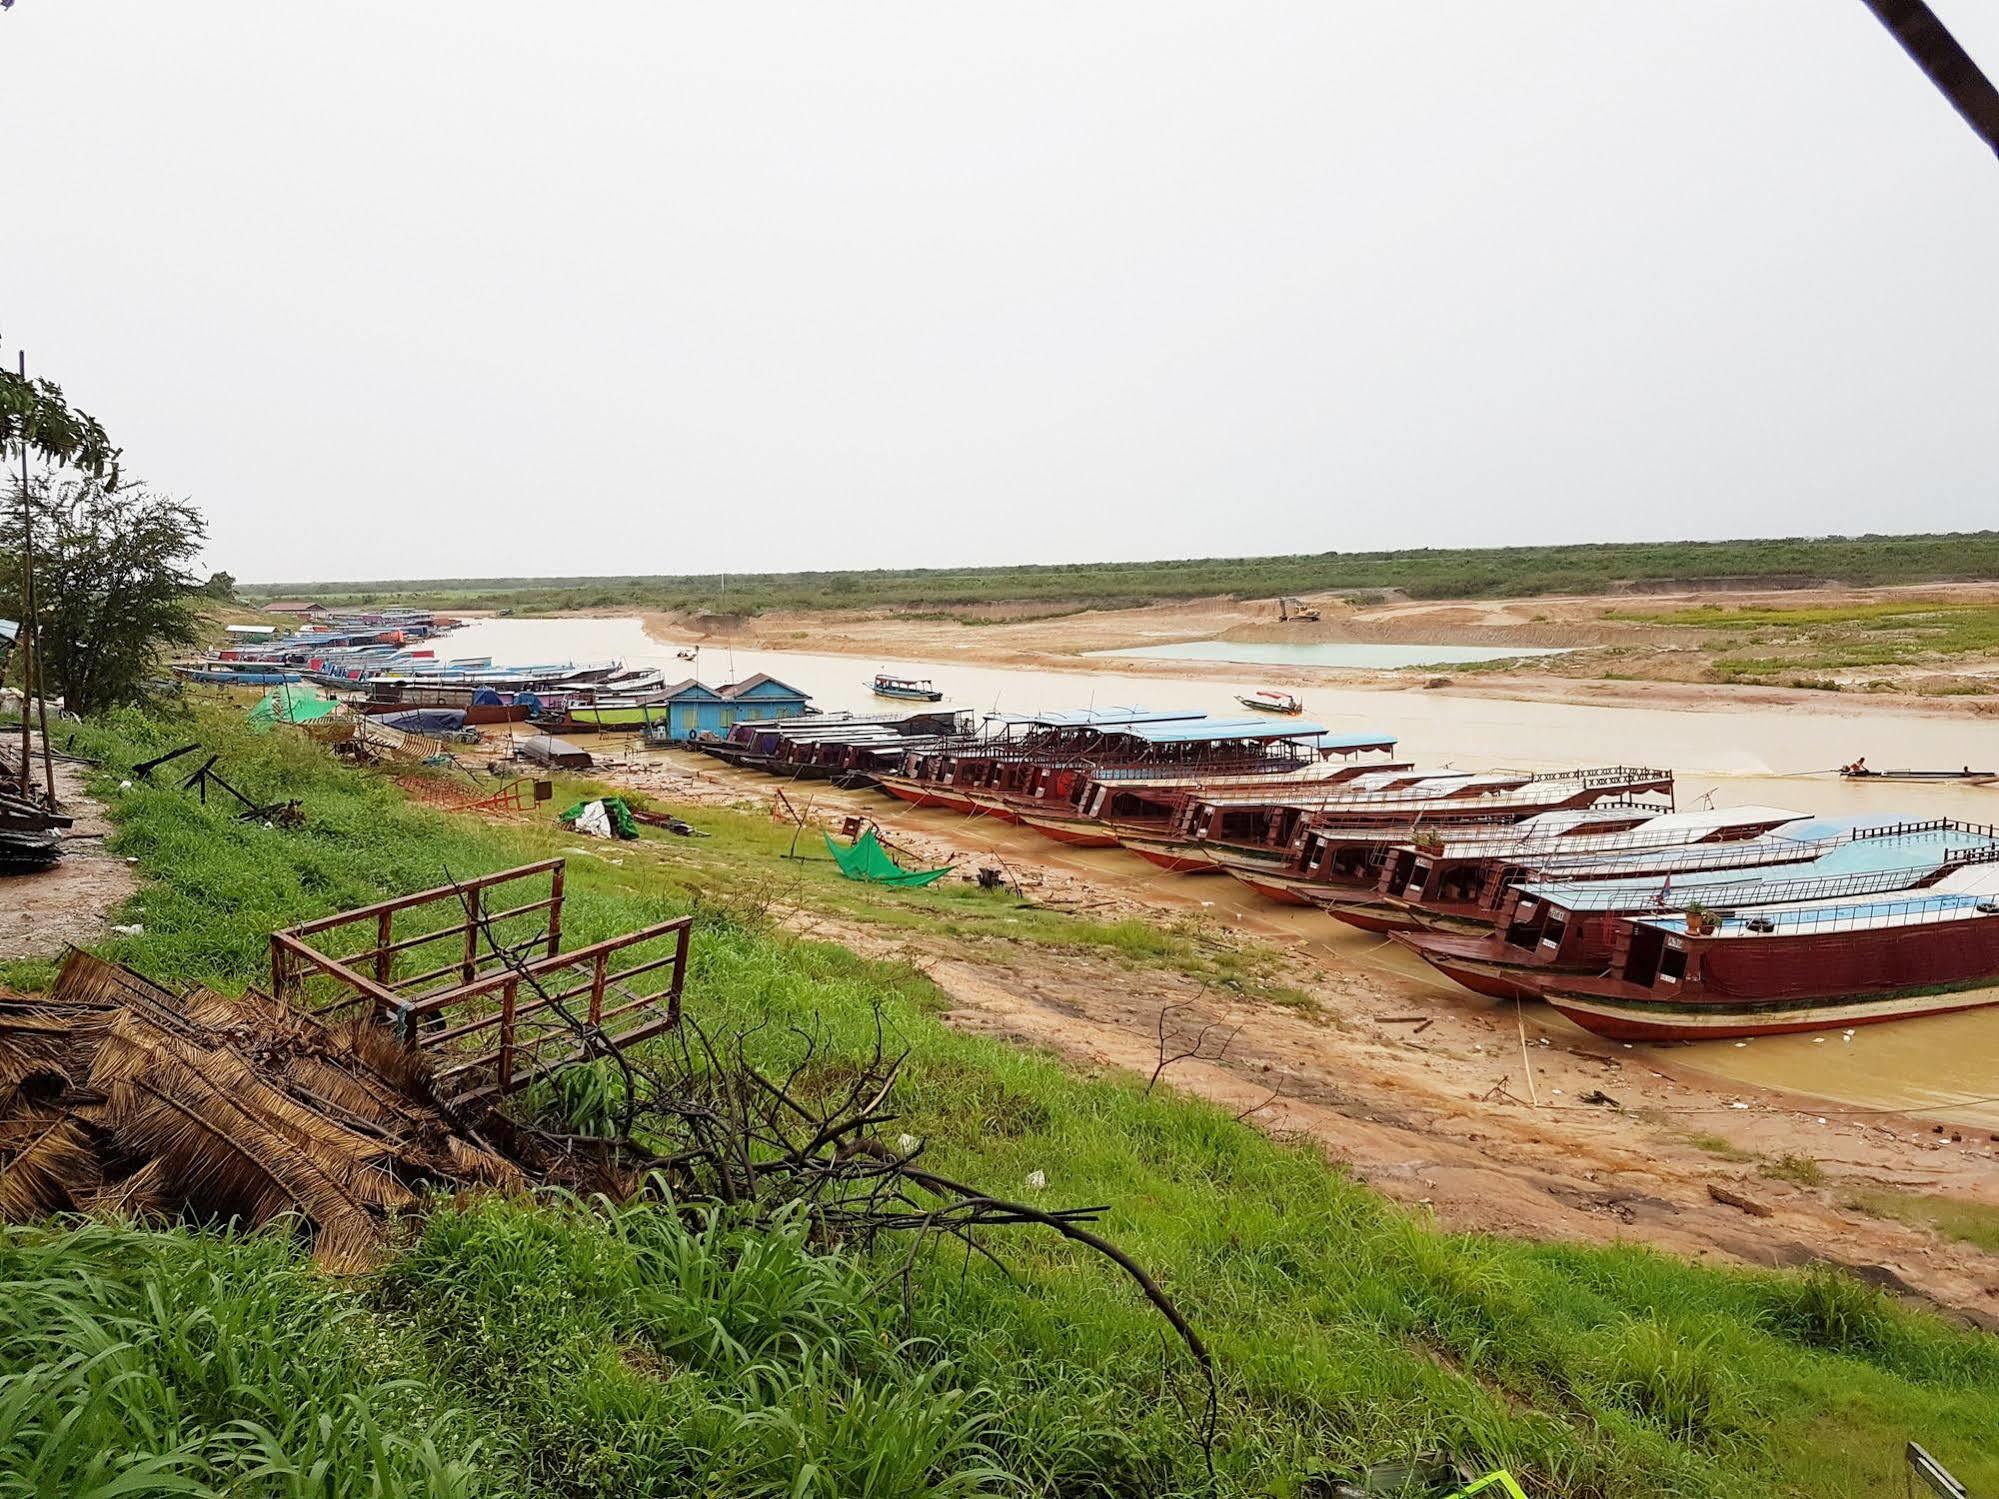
559, 796, 641, 840
248, 683, 339, 730
823, 829, 952, 888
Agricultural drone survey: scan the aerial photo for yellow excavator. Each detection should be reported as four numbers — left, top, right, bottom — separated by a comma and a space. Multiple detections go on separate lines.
1277, 596, 1321, 624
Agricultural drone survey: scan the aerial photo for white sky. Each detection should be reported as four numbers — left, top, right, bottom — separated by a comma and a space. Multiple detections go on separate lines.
3, 2, 1996, 583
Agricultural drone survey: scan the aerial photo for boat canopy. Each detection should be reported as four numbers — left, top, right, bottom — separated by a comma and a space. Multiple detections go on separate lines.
1630, 863, 1999, 937
1120, 716, 1329, 745
993, 707, 1206, 729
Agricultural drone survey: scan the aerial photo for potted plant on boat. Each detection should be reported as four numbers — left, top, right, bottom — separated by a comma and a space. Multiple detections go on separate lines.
1682, 900, 1709, 936
1413, 828, 1444, 855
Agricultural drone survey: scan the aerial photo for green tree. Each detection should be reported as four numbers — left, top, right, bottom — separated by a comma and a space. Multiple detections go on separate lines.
201, 569, 237, 600
0, 479, 205, 713
0, 370, 121, 484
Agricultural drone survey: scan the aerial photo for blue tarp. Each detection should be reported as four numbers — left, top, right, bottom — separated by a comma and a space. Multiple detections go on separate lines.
378, 708, 468, 734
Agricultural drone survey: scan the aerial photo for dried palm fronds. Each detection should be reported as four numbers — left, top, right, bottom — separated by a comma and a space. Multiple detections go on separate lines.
0, 949, 528, 1272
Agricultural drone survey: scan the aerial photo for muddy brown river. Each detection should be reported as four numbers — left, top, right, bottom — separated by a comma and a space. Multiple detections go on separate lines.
445, 616, 1999, 1127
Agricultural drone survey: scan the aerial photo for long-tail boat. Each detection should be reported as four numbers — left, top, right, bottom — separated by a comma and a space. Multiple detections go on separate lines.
1541, 863, 1999, 1040
1114, 770, 1539, 875
1342, 804, 1817, 935
1007, 726, 1400, 847
875, 708, 1209, 818
871, 673, 944, 702
1400, 819, 1999, 1003
1207, 768, 1677, 909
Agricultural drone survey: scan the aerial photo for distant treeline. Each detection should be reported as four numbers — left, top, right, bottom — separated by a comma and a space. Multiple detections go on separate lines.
241, 531, 1999, 615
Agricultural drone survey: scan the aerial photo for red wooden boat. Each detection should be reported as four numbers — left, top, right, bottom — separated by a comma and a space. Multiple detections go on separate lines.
1202, 767, 1677, 914
1349, 804, 1813, 936
1543, 866, 1999, 1040
1400, 819, 1999, 1003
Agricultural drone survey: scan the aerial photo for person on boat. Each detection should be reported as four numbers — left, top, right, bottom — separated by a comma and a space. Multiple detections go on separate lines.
1842, 757, 1870, 776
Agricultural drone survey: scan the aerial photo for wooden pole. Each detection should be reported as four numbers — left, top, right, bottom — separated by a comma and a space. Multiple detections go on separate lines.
9, 351, 57, 805
13, 354, 29, 797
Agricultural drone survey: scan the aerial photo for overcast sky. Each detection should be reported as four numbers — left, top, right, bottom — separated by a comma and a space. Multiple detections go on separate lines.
3, 2, 1995, 583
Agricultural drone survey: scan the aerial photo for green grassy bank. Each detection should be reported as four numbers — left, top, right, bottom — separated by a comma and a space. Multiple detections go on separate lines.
1606, 598, 1999, 690
236, 532, 1999, 616
4, 705, 1997, 1497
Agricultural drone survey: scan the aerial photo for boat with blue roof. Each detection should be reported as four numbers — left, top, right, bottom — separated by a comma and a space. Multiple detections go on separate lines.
1398, 818, 1999, 1003
1542, 860, 1999, 1039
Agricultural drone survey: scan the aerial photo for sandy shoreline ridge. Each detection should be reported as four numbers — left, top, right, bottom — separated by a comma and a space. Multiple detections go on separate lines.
591, 579, 1999, 720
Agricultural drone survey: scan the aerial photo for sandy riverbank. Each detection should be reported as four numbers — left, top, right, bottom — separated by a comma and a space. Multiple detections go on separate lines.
608, 580, 1999, 720
567, 743, 1999, 1324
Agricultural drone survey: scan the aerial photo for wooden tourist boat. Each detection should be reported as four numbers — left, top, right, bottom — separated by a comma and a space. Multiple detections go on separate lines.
1009, 727, 1401, 848
1542, 865, 1999, 1040
1206, 768, 1678, 914
1349, 805, 1818, 936
871, 673, 945, 702
994, 719, 1366, 846
1398, 820, 1999, 1003
1236, 690, 1303, 715
874, 708, 1210, 821
173, 662, 303, 686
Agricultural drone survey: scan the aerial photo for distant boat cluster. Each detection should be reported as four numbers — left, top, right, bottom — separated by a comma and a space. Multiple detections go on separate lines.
691, 702, 1999, 1043
173, 615, 810, 742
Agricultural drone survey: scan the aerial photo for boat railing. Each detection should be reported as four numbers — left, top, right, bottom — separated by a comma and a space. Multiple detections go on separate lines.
1850, 817, 1999, 843
1522, 764, 1674, 787
1298, 774, 1672, 815
1562, 864, 1953, 913
1529, 832, 1857, 883
1451, 814, 1811, 867
1699, 890, 1999, 937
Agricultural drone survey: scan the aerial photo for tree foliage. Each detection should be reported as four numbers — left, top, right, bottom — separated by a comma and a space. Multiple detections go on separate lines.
201, 569, 237, 600
0, 370, 121, 486
0, 479, 205, 713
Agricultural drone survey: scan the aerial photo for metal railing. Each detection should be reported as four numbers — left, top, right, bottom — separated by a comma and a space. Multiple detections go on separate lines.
1693, 891, 1999, 938
269, 859, 690, 1105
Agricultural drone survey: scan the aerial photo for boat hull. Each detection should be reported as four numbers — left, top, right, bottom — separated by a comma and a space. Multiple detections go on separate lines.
1393, 936, 1548, 1002
1015, 812, 1120, 848
1114, 833, 1222, 874
878, 777, 982, 815
1545, 980, 1999, 1041
1317, 898, 1426, 935
1215, 861, 1319, 906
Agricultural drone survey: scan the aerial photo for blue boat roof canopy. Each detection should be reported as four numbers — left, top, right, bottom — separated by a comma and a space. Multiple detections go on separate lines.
1119, 716, 1332, 745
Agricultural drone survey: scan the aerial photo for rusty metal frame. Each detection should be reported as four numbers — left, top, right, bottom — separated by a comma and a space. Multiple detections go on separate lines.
269, 859, 690, 1103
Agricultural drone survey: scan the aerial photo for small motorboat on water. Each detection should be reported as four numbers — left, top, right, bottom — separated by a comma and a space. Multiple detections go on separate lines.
1839, 758, 1995, 785
870, 673, 944, 702
1236, 689, 1303, 716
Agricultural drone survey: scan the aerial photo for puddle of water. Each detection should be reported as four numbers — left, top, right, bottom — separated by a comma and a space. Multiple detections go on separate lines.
438, 615, 1999, 1123
1086, 640, 1572, 669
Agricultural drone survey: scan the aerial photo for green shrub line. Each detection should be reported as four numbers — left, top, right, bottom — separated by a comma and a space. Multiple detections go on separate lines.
3, 703, 1996, 1496
234, 532, 1999, 616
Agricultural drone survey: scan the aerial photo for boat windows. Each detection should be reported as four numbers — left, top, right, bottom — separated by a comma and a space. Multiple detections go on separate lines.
1658, 946, 1688, 985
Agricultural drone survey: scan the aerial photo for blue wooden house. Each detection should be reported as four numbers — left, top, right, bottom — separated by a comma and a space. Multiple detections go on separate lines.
652, 673, 811, 742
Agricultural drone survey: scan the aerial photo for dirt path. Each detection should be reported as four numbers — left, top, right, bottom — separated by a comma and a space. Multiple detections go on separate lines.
0, 741, 139, 963
591, 750, 1999, 1324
